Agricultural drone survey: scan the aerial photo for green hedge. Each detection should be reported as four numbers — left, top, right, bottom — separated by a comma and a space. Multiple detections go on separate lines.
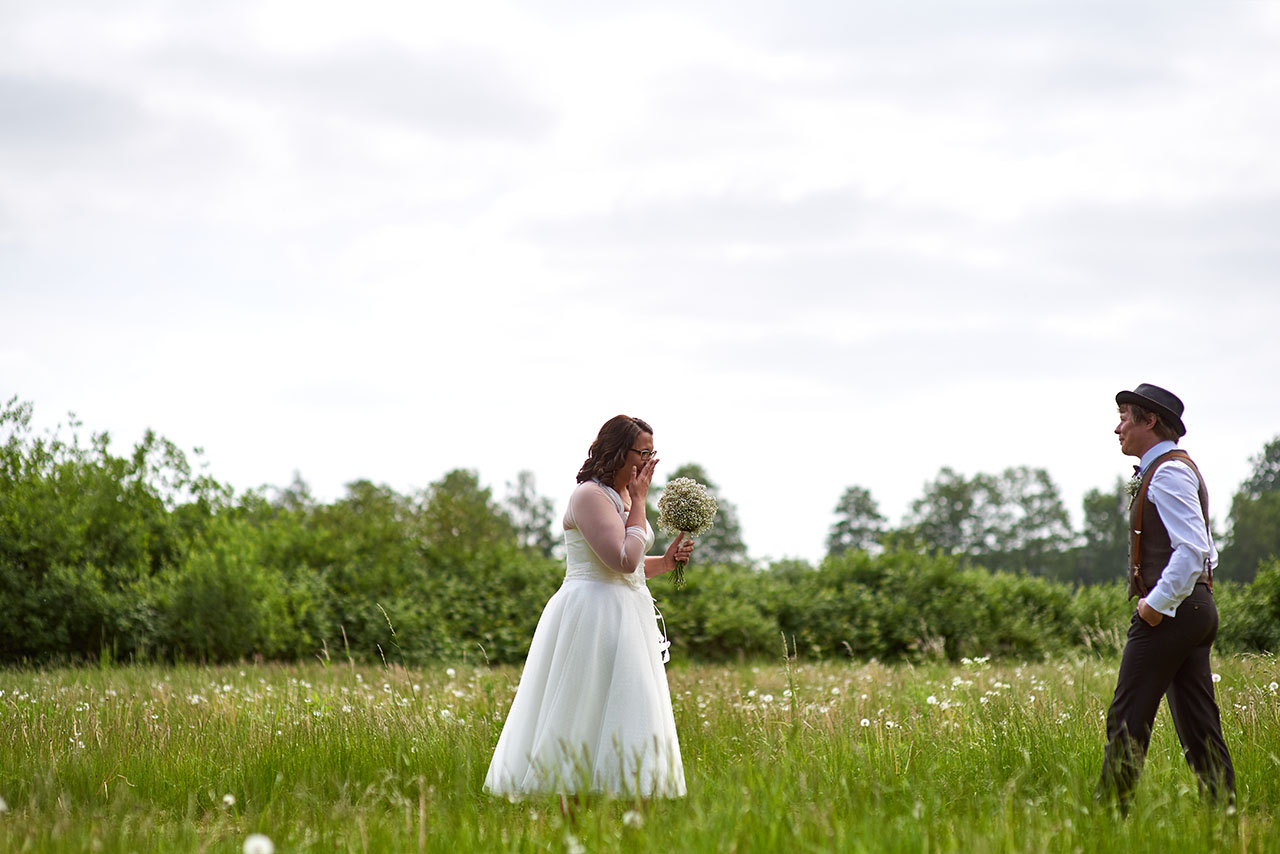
3, 398, 1274, 666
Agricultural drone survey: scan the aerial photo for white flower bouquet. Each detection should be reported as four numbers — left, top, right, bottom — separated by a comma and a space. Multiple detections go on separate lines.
656, 477, 718, 589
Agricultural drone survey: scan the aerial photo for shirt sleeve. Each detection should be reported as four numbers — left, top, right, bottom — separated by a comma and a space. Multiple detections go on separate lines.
564, 483, 648, 574
1143, 461, 1216, 617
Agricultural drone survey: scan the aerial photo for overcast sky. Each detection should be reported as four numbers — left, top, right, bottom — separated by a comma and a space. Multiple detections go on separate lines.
3, 1, 1279, 564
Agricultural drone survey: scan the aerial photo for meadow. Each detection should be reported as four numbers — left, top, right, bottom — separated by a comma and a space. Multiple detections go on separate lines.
1, 651, 1278, 853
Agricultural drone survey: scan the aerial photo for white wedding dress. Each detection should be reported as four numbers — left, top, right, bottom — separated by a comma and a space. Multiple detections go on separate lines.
484, 481, 685, 798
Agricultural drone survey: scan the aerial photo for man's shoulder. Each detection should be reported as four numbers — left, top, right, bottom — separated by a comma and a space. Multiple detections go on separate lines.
1149, 455, 1201, 494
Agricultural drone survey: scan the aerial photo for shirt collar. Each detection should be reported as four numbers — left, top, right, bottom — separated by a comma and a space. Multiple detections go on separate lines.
1138, 440, 1179, 475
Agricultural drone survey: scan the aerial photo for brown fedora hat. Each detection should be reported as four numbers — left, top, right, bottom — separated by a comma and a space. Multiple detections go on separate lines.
1116, 383, 1186, 437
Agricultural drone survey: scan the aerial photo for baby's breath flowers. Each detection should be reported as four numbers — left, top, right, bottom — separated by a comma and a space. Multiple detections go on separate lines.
1126, 468, 1142, 504
657, 477, 718, 589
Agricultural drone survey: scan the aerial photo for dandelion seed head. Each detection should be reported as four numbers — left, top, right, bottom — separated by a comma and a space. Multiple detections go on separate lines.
565, 832, 586, 854
1212, 673, 1221, 683
446, 668, 457, 678
243, 833, 274, 854
622, 809, 644, 828
1269, 681, 1278, 693
927, 695, 939, 705
860, 718, 870, 727
223, 793, 236, 807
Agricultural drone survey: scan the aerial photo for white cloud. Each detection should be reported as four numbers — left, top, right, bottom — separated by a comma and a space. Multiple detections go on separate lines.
3, 0, 1279, 561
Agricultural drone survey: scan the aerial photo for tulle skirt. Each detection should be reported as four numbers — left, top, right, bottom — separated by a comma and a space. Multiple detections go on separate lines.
484, 576, 685, 798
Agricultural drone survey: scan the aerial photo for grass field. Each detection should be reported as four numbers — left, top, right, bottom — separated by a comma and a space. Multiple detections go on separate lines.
1, 650, 1277, 853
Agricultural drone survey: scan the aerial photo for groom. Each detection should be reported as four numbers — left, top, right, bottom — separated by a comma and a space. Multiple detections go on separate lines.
1096, 383, 1235, 812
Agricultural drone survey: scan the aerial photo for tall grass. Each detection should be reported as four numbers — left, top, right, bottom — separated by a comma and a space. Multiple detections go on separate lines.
1, 651, 1277, 852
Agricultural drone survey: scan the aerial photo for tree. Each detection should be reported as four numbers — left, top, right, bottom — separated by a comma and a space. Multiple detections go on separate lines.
418, 469, 517, 566
903, 467, 996, 555
1240, 437, 1280, 498
660, 463, 748, 565
827, 485, 887, 556
1074, 479, 1129, 584
505, 470, 557, 558
1222, 436, 1280, 581
903, 466, 1072, 575
986, 466, 1074, 576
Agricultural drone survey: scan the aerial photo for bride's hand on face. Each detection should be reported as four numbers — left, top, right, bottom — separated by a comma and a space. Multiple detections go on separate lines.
626, 456, 659, 504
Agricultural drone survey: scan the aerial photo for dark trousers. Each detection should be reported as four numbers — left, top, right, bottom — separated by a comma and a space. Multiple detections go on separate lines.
1097, 585, 1235, 809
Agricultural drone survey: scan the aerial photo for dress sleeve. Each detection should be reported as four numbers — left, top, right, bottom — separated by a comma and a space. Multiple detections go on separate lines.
565, 482, 648, 574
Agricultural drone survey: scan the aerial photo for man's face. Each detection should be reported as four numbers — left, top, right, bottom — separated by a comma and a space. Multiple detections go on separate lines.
1115, 406, 1158, 458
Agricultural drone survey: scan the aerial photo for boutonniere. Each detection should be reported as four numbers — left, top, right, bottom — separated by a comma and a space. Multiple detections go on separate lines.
1126, 467, 1142, 505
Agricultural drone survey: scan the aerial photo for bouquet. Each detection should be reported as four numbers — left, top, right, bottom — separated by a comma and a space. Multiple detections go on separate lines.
656, 477, 718, 589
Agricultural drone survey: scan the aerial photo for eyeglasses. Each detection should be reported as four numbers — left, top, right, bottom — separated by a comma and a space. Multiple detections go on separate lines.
630, 448, 657, 460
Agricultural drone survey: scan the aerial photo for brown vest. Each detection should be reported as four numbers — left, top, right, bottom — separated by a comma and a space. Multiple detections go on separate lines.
1127, 449, 1211, 599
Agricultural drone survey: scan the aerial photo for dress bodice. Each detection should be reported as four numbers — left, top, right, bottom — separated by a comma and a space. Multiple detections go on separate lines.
564, 484, 655, 591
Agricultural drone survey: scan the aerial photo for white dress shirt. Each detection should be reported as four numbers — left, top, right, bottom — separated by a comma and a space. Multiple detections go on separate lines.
1139, 440, 1218, 617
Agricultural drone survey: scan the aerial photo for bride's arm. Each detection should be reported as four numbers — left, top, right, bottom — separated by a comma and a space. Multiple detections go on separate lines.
566, 483, 648, 574
644, 534, 692, 577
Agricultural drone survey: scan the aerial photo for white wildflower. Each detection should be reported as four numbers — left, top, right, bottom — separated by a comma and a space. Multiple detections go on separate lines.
243, 833, 274, 854
446, 667, 456, 678
622, 809, 644, 828
926, 695, 939, 705
223, 793, 236, 807
565, 832, 586, 854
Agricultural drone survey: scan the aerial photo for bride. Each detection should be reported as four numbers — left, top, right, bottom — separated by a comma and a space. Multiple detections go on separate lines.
484, 415, 694, 798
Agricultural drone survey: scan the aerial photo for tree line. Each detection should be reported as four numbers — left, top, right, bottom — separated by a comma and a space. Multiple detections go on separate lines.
2, 396, 1278, 667
826, 442, 1280, 584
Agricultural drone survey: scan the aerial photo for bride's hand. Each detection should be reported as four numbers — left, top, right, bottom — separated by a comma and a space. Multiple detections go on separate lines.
626, 456, 659, 504
664, 532, 695, 569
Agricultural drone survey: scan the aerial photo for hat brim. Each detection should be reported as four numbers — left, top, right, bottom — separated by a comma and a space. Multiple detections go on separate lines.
1116, 390, 1186, 437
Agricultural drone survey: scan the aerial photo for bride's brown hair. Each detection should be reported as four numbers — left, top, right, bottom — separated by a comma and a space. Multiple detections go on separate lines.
576, 415, 654, 485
